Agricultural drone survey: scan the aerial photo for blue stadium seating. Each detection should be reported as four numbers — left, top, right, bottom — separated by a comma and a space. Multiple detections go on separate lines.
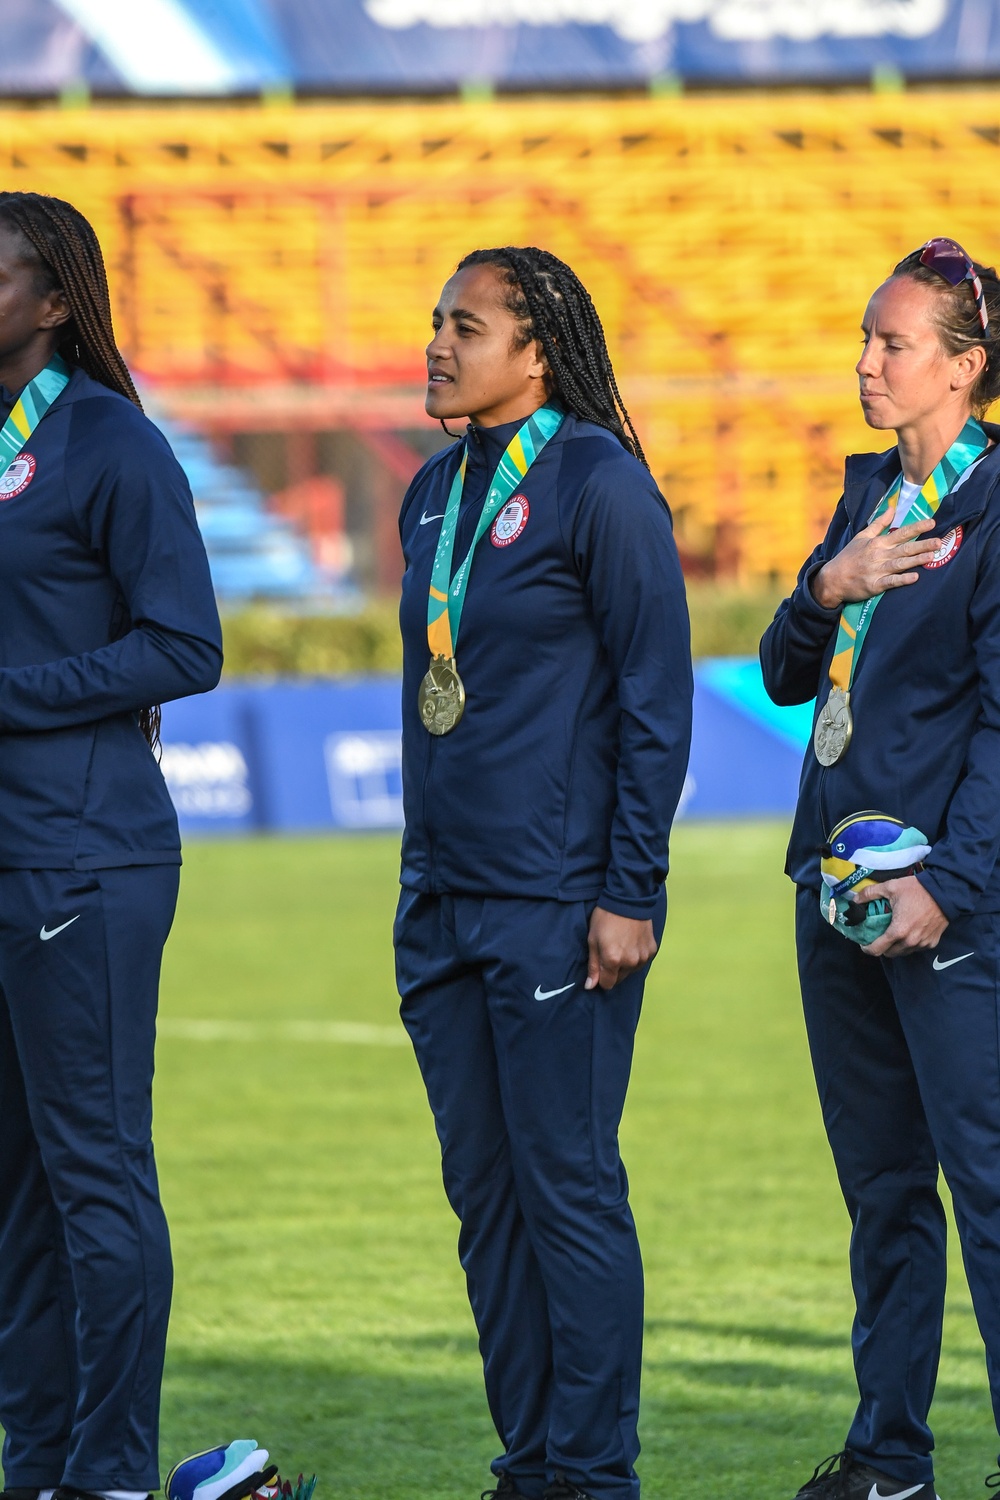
148, 406, 340, 604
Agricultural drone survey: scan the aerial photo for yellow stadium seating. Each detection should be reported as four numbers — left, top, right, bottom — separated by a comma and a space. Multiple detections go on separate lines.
3, 90, 1000, 579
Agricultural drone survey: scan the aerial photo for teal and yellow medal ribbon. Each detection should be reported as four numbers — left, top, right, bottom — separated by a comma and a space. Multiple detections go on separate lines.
426, 402, 564, 660
828, 415, 989, 695
814, 415, 989, 766
0, 354, 71, 474
419, 403, 564, 735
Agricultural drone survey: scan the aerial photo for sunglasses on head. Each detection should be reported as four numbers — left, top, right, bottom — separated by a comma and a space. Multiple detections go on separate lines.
918, 236, 991, 336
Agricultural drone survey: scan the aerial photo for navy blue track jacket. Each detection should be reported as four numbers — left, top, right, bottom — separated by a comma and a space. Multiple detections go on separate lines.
760, 426, 1000, 921
0, 367, 222, 869
398, 410, 693, 921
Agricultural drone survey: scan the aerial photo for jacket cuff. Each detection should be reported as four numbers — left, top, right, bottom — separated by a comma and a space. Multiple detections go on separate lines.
797, 562, 844, 624
597, 890, 661, 921
916, 868, 972, 924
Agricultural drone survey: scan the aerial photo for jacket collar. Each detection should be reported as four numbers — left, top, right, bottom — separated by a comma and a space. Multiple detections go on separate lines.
465, 402, 573, 472
47, 364, 129, 407
466, 413, 528, 473
843, 421, 1000, 531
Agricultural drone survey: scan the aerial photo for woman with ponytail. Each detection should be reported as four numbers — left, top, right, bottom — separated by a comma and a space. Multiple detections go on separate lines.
0, 193, 221, 1500
394, 248, 692, 1500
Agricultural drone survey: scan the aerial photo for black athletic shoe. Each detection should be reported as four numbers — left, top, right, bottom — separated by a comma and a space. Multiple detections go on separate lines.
482, 1476, 533, 1500
542, 1473, 594, 1500
52, 1491, 151, 1500
794, 1450, 939, 1499
1, 1490, 43, 1500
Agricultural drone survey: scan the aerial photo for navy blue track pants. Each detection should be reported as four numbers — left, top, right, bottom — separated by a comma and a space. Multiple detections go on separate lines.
797, 887, 1000, 1487
395, 890, 665, 1500
0, 864, 179, 1493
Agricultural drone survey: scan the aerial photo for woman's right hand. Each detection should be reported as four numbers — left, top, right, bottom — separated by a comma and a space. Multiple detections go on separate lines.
812, 509, 942, 609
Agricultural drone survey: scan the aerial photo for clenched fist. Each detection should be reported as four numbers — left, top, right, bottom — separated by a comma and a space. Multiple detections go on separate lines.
586, 908, 658, 991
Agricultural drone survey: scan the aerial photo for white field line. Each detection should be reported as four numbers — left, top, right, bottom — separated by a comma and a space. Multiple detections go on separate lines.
159, 1018, 409, 1047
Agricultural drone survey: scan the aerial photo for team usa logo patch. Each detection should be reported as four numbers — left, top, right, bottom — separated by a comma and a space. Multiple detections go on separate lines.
0, 452, 35, 500
491, 494, 530, 547
924, 525, 963, 569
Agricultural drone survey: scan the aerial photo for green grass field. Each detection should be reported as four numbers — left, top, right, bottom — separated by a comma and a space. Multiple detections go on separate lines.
29, 824, 1000, 1497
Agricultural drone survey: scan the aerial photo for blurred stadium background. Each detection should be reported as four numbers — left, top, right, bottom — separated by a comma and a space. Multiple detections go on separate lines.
13, 4, 1000, 839
8, 87, 994, 591
12, 1, 1000, 605
5, 4, 1000, 1496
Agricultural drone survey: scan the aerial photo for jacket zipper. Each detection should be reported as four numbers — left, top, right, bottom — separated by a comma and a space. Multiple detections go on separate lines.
422, 732, 437, 890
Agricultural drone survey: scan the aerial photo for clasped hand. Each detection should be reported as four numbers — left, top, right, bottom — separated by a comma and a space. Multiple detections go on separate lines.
856, 876, 949, 959
812, 508, 940, 609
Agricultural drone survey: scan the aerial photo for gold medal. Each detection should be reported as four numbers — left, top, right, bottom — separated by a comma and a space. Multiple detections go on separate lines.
814, 686, 853, 766
418, 654, 466, 736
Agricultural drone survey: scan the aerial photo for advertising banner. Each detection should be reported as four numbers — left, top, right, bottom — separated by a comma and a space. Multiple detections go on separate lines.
159, 664, 808, 835
8, 0, 1000, 94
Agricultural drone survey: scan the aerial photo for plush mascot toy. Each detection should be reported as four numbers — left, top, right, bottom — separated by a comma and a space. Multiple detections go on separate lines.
820, 811, 932, 946
166, 1442, 317, 1500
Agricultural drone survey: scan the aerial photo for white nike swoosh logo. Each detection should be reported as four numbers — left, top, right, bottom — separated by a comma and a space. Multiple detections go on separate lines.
40, 916, 80, 942
868, 1484, 926, 1500
533, 982, 575, 1002
419, 512, 445, 525
932, 951, 974, 971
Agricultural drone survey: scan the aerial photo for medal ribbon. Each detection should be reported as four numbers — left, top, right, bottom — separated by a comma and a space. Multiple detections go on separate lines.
426, 402, 564, 660
0, 354, 71, 473
827, 415, 990, 693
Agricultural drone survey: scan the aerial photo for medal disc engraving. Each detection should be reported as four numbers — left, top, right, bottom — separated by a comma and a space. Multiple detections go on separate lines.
419, 655, 466, 736
814, 686, 853, 766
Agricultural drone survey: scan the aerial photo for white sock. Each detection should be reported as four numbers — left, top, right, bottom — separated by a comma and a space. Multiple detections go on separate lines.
38, 1490, 56, 1500
98, 1491, 148, 1500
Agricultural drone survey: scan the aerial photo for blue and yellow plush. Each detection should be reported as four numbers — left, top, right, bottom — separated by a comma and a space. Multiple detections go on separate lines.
820, 811, 932, 946
165, 1441, 317, 1500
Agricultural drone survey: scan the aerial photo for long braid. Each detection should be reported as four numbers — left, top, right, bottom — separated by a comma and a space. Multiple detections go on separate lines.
457, 245, 648, 468
0, 192, 140, 408
0, 191, 159, 751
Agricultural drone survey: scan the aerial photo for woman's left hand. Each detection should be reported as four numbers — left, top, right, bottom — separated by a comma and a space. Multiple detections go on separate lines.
586, 908, 658, 990
857, 877, 949, 958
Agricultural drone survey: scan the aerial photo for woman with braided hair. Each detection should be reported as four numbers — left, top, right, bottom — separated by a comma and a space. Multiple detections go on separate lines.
394, 247, 692, 1500
0, 194, 221, 1500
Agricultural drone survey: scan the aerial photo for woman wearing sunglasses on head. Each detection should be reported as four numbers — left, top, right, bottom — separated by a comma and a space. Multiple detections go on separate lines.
394, 247, 692, 1500
762, 238, 1000, 1499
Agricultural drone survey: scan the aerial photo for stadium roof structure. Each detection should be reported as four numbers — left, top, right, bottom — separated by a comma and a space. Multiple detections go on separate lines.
5, 0, 1000, 95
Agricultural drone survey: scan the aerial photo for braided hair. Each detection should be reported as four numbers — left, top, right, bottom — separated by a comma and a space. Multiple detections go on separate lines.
0, 192, 140, 407
0, 192, 160, 750
456, 246, 648, 468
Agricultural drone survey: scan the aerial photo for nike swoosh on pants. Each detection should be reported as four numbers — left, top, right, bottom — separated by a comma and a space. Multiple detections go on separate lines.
39, 915, 80, 941
533, 983, 575, 1002
932, 951, 974, 970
